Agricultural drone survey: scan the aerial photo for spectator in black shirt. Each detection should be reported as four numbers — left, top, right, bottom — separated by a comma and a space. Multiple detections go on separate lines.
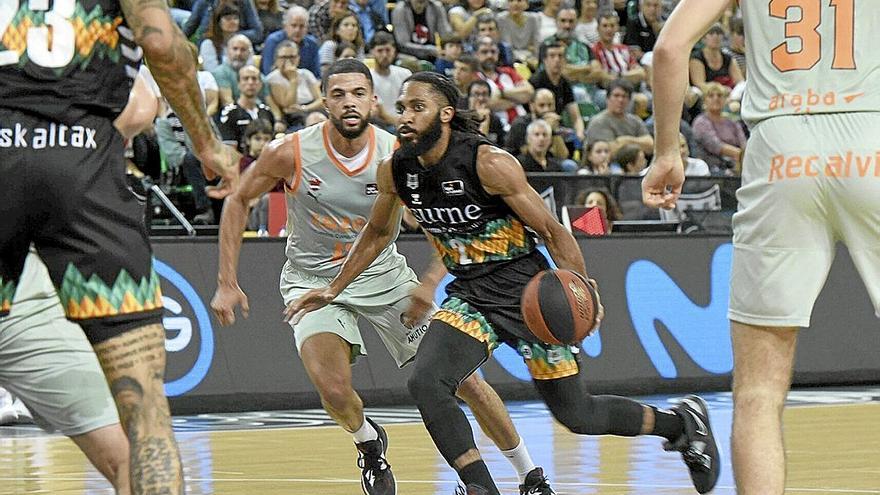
623, 0, 663, 62
255, 0, 283, 47
218, 65, 275, 152
528, 41, 585, 144
516, 119, 564, 172
504, 88, 571, 160
467, 80, 506, 146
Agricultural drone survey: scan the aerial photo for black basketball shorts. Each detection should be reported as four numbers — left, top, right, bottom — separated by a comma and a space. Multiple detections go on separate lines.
434, 250, 582, 380
0, 108, 163, 343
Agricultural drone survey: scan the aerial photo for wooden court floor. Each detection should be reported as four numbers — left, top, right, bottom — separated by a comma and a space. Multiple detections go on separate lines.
0, 390, 877, 494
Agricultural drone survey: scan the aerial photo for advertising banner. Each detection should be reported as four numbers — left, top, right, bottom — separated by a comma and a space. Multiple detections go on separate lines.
151, 237, 879, 413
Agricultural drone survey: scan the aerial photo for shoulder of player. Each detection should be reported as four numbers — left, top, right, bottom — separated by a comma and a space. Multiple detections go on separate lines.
259, 133, 299, 170
377, 153, 394, 173
477, 143, 515, 159
476, 144, 519, 173
257, 102, 272, 112
475, 145, 524, 194
375, 154, 398, 191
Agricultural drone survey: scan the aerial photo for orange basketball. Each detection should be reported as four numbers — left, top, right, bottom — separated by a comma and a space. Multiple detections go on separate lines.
521, 269, 598, 345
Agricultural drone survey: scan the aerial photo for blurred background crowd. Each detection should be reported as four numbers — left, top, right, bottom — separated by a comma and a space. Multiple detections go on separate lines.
129, 0, 747, 234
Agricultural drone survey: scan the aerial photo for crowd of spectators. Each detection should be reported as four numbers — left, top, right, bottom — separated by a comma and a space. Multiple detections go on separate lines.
131, 0, 750, 230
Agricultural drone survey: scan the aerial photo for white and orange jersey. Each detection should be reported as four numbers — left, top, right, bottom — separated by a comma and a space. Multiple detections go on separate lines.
740, 0, 880, 125
282, 121, 402, 278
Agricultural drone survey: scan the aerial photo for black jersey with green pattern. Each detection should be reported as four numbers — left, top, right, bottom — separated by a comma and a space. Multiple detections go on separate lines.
0, 0, 140, 122
391, 130, 537, 279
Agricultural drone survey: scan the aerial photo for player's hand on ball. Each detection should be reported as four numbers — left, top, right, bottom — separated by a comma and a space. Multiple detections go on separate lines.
586, 277, 604, 335
284, 287, 337, 325
402, 283, 434, 328
211, 284, 250, 326
642, 153, 684, 210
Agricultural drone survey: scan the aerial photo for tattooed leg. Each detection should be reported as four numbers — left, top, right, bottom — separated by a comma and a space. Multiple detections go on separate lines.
93, 323, 183, 495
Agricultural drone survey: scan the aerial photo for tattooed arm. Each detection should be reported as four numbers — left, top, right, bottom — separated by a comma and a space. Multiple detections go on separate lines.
120, 0, 240, 191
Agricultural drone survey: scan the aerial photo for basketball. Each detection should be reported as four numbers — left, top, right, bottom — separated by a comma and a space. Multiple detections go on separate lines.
521, 269, 599, 345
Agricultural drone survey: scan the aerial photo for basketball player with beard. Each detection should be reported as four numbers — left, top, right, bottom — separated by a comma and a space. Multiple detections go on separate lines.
212, 59, 554, 495
288, 71, 722, 495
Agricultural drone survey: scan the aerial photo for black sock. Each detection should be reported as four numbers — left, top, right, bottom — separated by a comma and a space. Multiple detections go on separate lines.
458, 460, 500, 495
651, 406, 685, 442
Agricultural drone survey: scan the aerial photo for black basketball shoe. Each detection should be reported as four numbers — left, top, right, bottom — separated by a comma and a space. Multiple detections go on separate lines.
356, 417, 395, 495
664, 395, 721, 494
519, 467, 555, 494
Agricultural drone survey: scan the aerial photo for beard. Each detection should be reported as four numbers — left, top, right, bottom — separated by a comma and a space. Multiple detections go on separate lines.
330, 112, 369, 139
397, 113, 443, 158
230, 58, 248, 71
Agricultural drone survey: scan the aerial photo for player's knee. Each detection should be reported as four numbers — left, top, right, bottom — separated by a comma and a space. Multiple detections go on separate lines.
407, 368, 454, 407
406, 372, 434, 404
551, 409, 596, 435
733, 385, 786, 415
547, 396, 606, 435
313, 376, 355, 411
454, 373, 485, 403
109, 376, 148, 414
103, 446, 130, 488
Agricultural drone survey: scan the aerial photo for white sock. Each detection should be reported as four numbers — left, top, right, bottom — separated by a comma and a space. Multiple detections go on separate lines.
351, 416, 379, 444
501, 437, 536, 483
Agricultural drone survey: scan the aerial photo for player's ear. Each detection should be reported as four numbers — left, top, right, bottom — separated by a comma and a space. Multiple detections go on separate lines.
440, 105, 455, 123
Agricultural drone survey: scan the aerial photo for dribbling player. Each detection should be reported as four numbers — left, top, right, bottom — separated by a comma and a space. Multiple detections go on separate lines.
212, 59, 554, 495
290, 71, 722, 495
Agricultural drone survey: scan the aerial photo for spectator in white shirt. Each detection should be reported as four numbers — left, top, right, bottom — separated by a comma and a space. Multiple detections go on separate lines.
679, 132, 710, 176
369, 32, 412, 127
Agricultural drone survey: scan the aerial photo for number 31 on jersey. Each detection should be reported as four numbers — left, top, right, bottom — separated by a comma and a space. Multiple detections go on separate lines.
770, 0, 855, 72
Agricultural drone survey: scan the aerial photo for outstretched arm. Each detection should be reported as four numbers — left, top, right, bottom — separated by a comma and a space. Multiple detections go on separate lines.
643, 0, 729, 209
120, 0, 239, 185
212, 135, 298, 326
329, 158, 403, 293
283, 157, 403, 322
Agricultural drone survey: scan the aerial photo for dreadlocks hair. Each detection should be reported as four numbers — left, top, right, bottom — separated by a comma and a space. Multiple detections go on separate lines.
402, 71, 483, 135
